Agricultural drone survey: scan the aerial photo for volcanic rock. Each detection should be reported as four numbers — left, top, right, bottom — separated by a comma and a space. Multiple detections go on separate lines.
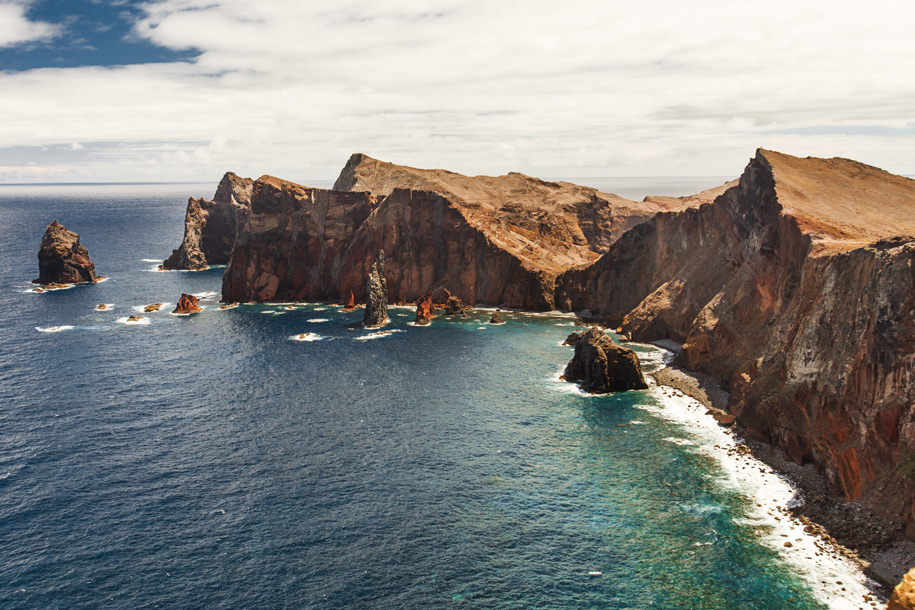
127, 315, 142, 322
34, 220, 100, 285
342, 291, 356, 311
173, 293, 202, 314
222, 154, 703, 308
162, 172, 254, 270
563, 331, 583, 346
557, 148, 915, 535
443, 289, 469, 317
489, 310, 503, 324
144, 303, 163, 313
415, 292, 434, 325
888, 568, 915, 610
362, 251, 389, 328
562, 327, 648, 393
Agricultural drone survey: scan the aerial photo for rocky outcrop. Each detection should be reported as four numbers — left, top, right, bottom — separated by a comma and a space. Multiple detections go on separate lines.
562, 327, 648, 393
489, 310, 503, 324
557, 149, 915, 536
415, 293, 434, 325
222, 154, 707, 308
362, 251, 389, 328
173, 293, 202, 314
442, 289, 468, 317
342, 291, 356, 311
888, 568, 915, 610
162, 172, 253, 270
34, 220, 100, 285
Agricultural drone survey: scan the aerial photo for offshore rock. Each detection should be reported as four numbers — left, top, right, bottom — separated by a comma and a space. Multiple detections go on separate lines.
888, 567, 915, 610
415, 293, 434, 325
563, 327, 648, 393
557, 149, 915, 536
34, 220, 100, 285
342, 291, 356, 311
173, 293, 202, 314
443, 289, 468, 316
489, 310, 504, 324
162, 172, 254, 270
222, 154, 705, 309
362, 251, 389, 328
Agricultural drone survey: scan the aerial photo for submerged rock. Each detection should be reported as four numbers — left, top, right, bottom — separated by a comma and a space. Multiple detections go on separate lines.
173, 293, 202, 314
563, 327, 648, 393
144, 303, 163, 313
362, 251, 389, 328
34, 220, 100, 285
489, 310, 503, 324
415, 293, 434, 325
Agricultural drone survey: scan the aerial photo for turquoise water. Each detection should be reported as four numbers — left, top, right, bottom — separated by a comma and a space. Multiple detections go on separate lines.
0, 184, 842, 609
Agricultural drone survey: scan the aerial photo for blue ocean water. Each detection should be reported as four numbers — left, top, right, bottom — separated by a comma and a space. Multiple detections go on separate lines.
0, 183, 837, 609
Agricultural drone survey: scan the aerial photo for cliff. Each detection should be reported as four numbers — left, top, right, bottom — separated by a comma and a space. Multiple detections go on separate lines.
557, 149, 915, 535
34, 220, 100, 285
222, 154, 705, 308
162, 172, 254, 270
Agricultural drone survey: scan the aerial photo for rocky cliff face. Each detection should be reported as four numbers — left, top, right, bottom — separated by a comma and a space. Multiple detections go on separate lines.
222, 154, 703, 309
562, 327, 648, 393
34, 220, 100, 285
162, 172, 254, 270
558, 149, 915, 534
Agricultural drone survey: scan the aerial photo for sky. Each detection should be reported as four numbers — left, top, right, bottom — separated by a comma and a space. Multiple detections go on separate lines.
0, 0, 913, 183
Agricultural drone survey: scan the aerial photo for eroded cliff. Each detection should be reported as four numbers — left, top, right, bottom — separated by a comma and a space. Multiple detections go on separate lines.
162, 172, 254, 270
557, 149, 915, 535
222, 154, 703, 308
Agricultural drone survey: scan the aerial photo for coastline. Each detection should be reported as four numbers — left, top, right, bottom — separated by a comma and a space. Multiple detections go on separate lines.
642, 343, 915, 594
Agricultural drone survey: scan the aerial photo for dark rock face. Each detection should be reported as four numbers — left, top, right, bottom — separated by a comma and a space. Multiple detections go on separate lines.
415, 293, 434, 325
562, 327, 648, 393
34, 220, 100, 285
162, 172, 253, 270
563, 331, 582, 346
173, 293, 202, 314
557, 148, 915, 537
362, 251, 389, 328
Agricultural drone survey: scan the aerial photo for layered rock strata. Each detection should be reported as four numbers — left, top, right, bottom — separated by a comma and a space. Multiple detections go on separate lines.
222, 154, 707, 308
562, 327, 648, 393
34, 220, 100, 285
557, 149, 915, 535
162, 172, 254, 270
362, 251, 389, 328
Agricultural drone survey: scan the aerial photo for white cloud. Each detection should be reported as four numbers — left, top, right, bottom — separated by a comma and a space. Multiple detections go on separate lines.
0, 1, 59, 48
0, 0, 913, 181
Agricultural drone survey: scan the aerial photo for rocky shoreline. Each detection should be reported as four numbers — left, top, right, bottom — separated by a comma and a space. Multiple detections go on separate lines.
649, 358, 915, 593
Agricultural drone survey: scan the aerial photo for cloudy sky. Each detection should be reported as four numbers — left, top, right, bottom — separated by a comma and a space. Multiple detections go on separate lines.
0, 0, 912, 183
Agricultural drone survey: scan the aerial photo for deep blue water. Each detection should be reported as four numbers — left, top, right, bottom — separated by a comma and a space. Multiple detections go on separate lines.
0, 183, 832, 609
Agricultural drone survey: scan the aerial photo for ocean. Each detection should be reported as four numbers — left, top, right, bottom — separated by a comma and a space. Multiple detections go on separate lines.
0, 181, 879, 609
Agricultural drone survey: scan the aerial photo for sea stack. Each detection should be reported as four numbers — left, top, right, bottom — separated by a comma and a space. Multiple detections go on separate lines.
563, 327, 648, 393
362, 251, 389, 328
173, 293, 202, 314
415, 293, 434, 325
342, 291, 356, 311
34, 220, 100, 285
162, 172, 254, 270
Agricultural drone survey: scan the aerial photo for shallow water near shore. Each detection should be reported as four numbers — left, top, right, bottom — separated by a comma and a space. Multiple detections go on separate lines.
0, 184, 881, 609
